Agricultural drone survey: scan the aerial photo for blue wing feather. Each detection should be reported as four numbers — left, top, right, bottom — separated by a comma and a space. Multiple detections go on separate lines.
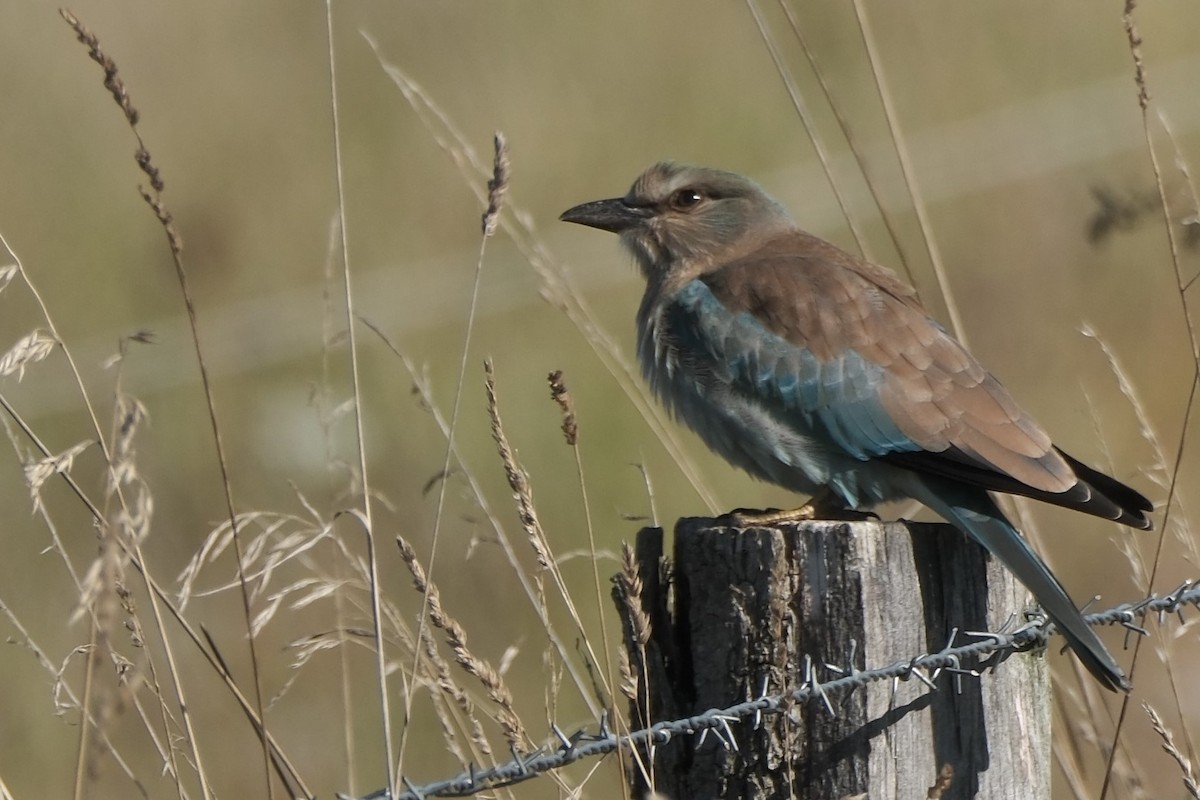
671, 280, 922, 460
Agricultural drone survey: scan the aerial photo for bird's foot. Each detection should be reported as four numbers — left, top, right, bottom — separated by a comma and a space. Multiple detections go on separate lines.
725, 490, 878, 527
725, 506, 796, 527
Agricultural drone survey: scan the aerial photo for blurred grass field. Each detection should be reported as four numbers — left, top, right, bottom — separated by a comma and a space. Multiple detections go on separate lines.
0, 2, 1197, 798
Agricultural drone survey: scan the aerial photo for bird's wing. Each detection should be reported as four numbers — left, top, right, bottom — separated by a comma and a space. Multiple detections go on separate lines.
674, 238, 1150, 526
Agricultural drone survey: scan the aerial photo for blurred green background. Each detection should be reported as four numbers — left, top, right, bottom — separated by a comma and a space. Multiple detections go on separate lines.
0, 1, 1197, 798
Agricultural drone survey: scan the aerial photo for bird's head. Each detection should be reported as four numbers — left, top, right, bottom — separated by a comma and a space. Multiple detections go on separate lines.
560, 162, 794, 284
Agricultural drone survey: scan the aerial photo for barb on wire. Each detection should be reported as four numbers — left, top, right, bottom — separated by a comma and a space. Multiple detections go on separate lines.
343, 581, 1200, 800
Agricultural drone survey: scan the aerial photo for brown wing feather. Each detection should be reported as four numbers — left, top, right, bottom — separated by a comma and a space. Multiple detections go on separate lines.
704, 231, 1073, 489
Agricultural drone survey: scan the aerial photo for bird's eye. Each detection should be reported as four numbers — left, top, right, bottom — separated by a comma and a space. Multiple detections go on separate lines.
669, 188, 704, 211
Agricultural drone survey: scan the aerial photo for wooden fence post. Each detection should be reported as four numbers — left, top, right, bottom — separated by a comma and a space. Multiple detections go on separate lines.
618, 518, 1050, 800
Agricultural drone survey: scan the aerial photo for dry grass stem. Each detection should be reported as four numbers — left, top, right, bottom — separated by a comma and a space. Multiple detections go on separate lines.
487, 362, 552, 573
8, 403, 314, 798
1144, 703, 1200, 798
1, 416, 83, 589
60, 9, 278, 797
109, 395, 153, 548
0, 241, 115, 529
742, 0, 870, 258
1159, 114, 1200, 342
24, 439, 93, 514
59, 11, 141, 142
1101, 4, 1200, 795
70, 391, 155, 797
847, 0, 967, 343
175, 512, 333, 610
0, 263, 17, 294
1079, 327, 1170, 490
319, 0, 394, 790
1054, 738, 1093, 800
615, 544, 650, 651
482, 132, 510, 237
319, 0, 393, 786
1076, 347, 1200, 775
775, 1, 919, 292
59, 10, 177, 255
542, 646, 564, 737
1123, 1, 1149, 112
396, 534, 529, 748
630, 461, 660, 528
419, 626, 494, 758
617, 649, 638, 703
546, 366, 627, 784
0, 330, 58, 380
613, 543, 655, 790
3, 391, 205, 797
548, 370, 578, 446
0, 629, 143, 791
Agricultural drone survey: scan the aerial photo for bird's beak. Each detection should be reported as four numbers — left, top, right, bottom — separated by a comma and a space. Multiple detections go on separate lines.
559, 198, 648, 233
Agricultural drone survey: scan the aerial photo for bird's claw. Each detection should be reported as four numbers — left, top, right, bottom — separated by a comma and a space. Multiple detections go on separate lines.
725, 503, 878, 527
724, 506, 801, 527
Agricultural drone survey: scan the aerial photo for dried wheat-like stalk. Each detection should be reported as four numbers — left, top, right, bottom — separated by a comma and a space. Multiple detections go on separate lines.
485, 361, 553, 574
397, 534, 528, 748
418, 625, 493, 758
482, 132, 510, 238
59, 10, 176, 253
1123, 0, 1149, 111
547, 370, 578, 447
617, 649, 638, 704
612, 541, 656, 791
615, 544, 650, 651
546, 366, 627, 747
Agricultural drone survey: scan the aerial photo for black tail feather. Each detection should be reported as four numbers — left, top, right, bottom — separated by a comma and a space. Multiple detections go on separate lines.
1057, 448, 1154, 530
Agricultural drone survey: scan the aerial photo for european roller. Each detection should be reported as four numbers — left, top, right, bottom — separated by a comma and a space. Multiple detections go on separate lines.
560, 162, 1153, 692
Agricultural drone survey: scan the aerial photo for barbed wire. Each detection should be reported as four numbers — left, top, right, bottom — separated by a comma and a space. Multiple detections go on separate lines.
344, 579, 1200, 800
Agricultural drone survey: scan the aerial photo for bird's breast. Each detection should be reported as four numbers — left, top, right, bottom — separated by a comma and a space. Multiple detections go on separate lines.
636, 289, 830, 494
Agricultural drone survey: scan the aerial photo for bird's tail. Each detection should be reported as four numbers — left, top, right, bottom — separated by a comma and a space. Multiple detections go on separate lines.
909, 477, 1130, 692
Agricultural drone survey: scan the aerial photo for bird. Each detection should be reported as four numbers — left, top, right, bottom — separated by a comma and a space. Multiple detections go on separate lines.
559, 161, 1153, 692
